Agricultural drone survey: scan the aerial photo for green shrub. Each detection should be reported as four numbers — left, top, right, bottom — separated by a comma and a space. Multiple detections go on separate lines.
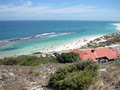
57, 52, 80, 63
28, 70, 33, 74
48, 60, 99, 90
0, 55, 57, 66
35, 72, 41, 76
76, 60, 99, 76
2, 57, 19, 65
58, 71, 93, 90
33, 52, 42, 54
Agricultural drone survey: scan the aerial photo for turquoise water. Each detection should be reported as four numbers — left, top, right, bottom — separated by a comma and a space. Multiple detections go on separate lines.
0, 20, 119, 57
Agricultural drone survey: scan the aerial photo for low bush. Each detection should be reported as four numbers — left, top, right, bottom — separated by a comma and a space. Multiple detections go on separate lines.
48, 60, 99, 90
2, 57, 19, 65
28, 70, 33, 74
58, 71, 93, 90
0, 55, 57, 66
33, 52, 42, 54
35, 72, 41, 77
57, 52, 80, 63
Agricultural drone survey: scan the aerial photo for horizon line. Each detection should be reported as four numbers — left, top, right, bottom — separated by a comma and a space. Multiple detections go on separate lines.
0, 19, 120, 22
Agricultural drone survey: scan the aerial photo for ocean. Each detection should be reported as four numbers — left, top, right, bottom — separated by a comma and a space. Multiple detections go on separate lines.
0, 20, 119, 57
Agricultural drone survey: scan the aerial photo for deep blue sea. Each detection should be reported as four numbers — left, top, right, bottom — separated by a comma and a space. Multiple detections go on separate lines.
0, 20, 119, 57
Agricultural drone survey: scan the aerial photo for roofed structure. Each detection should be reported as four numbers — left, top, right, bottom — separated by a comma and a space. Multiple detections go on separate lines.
73, 47, 120, 62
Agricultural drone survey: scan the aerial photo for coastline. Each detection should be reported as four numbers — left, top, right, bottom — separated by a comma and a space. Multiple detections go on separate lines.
0, 31, 120, 59
0, 21, 119, 58
0, 35, 102, 58
47, 22, 120, 53
0, 23, 119, 58
32, 22, 120, 52
37, 35, 102, 52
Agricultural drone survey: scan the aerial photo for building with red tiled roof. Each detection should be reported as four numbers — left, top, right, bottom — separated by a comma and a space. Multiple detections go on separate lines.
73, 47, 120, 62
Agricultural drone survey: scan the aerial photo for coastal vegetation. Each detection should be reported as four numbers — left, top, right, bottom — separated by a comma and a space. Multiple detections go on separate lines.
35, 72, 42, 77
0, 52, 80, 66
0, 56, 120, 90
48, 60, 99, 90
0, 51, 120, 89
81, 33, 120, 48
57, 52, 80, 63
0, 55, 57, 66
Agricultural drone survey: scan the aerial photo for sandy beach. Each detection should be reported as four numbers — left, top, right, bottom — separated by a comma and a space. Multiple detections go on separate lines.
45, 35, 102, 52
114, 23, 120, 30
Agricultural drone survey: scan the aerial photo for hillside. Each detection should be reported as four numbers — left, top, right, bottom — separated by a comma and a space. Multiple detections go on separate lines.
0, 63, 68, 90
89, 60, 120, 90
0, 60, 120, 90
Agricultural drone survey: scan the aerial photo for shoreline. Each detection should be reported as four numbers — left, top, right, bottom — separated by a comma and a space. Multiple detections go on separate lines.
1, 31, 120, 59
0, 35, 103, 59
113, 23, 120, 30
44, 35, 103, 52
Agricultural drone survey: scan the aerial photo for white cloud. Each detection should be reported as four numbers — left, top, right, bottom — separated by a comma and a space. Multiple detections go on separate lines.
0, 2, 94, 14
0, 1, 120, 21
23, 1, 32, 7
47, 5, 93, 14
0, 1, 48, 14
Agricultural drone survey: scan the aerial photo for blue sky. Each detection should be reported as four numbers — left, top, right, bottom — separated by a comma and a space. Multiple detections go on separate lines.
0, 0, 120, 21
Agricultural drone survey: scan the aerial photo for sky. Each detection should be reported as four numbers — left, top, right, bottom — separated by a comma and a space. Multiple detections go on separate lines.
0, 0, 120, 21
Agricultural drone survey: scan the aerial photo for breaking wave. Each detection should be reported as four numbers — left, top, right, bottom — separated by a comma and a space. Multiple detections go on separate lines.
0, 32, 74, 45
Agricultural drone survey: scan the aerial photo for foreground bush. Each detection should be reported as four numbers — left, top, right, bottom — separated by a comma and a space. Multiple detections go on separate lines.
0, 55, 57, 66
57, 52, 80, 63
48, 60, 99, 90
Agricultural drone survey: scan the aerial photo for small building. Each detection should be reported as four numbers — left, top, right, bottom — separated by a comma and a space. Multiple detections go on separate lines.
73, 47, 120, 62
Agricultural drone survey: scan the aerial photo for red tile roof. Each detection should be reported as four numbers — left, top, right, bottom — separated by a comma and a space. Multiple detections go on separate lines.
73, 47, 118, 61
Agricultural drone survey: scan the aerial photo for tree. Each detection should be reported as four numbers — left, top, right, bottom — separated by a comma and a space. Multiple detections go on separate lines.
57, 52, 80, 63
48, 60, 99, 90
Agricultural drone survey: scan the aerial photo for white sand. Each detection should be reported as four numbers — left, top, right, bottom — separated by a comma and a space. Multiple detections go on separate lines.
45, 35, 102, 52
114, 23, 120, 30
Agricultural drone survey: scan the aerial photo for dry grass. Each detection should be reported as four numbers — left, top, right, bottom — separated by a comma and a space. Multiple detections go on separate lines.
89, 60, 120, 90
